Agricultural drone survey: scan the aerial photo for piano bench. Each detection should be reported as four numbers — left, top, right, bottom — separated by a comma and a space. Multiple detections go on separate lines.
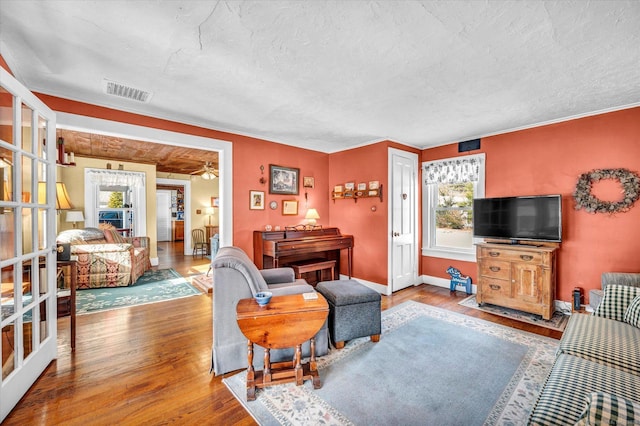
316, 279, 381, 349
290, 259, 336, 284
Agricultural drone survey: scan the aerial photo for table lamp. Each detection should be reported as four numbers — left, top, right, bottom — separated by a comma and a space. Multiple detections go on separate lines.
305, 208, 320, 225
66, 210, 84, 228
205, 206, 215, 225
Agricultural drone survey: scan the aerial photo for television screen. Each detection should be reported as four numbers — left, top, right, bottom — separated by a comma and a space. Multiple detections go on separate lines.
472, 195, 562, 242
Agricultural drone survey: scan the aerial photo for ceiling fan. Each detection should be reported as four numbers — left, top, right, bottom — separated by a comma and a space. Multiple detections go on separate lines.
190, 161, 218, 180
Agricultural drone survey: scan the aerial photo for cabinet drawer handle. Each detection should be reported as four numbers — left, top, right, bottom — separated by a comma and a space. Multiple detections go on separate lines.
520, 255, 533, 261
489, 284, 501, 290
489, 251, 500, 257
489, 266, 501, 272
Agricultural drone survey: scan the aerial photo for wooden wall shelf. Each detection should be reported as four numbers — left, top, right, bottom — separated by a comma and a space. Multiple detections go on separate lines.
332, 184, 383, 203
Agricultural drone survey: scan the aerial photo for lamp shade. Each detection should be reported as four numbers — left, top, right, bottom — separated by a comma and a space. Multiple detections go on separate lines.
305, 208, 320, 225
65, 210, 84, 223
38, 182, 74, 210
205, 207, 215, 216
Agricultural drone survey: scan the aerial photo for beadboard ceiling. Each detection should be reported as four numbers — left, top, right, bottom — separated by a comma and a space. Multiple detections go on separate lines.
1, 1, 639, 158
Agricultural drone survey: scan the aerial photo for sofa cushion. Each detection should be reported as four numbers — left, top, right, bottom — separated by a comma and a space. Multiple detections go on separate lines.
623, 295, 640, 328
57, 227, 106, 244
575, 392, 640, 426
528, 354, 640, 426
104, 229, 126, 243
593, 284, 640, 322
558, 313, 640, 375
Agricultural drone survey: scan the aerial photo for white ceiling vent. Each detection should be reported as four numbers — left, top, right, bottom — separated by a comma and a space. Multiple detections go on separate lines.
102, 79, 153, 103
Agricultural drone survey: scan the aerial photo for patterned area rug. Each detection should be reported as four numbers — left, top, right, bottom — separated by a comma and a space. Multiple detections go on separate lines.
459, 295, 570, 332
223, 300, 559, 425
76, 268, 202, 314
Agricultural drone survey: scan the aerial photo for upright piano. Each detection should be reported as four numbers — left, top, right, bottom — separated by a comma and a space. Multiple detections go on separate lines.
253, 227, 354, 279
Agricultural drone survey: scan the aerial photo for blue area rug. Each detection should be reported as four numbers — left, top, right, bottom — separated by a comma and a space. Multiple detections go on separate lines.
223, 300, 559, 425
76, 268, 202, 314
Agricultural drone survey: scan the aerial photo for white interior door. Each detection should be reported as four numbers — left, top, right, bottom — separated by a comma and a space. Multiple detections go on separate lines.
156, 191, 171, 241
388, 148, 418, 294
1, 67, 58, 421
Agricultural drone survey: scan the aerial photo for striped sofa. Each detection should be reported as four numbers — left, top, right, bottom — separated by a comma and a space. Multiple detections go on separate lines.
528, 273, 640, 425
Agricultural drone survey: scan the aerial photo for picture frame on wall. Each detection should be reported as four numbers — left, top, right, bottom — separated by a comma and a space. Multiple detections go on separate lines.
357, 182, 367, 191
282, 200, 298, 215
211, 197, 220, 207
270, 164, 300, 195
249, 190, 265, 210
345, 182, 355, 191
303, 176, 315, 188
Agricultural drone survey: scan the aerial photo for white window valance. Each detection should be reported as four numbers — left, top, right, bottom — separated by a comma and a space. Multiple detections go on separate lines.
86, 169, 145, 187
424, 155, 483, 184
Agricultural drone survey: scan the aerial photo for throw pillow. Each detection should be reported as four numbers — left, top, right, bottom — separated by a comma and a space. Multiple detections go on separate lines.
575, 392, 639, 425
593, 284, 640, 322
104, 229, 126, 244
623, 295, 640, 328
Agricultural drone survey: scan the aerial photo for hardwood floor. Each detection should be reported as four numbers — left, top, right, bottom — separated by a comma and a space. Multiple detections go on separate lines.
4, 244, 562, 425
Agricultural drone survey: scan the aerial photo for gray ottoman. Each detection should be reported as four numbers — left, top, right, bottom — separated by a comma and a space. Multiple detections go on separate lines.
316, 279, 381, 349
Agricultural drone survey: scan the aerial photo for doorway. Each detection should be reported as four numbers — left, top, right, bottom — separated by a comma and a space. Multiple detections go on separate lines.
388, 148, 419, 294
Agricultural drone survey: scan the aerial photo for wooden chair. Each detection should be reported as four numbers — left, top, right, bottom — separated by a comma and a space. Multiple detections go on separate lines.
192, 228, 208, 258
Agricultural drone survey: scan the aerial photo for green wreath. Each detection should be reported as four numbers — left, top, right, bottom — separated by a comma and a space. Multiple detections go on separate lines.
573, 168, 640, 213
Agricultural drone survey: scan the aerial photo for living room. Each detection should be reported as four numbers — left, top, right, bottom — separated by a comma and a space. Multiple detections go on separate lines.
1, 1, 640, 424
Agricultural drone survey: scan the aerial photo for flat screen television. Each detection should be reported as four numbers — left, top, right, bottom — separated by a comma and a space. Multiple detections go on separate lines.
472, 195, 562, 243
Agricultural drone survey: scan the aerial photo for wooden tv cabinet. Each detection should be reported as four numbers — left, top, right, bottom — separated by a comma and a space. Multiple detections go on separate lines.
476, 242, 557, 320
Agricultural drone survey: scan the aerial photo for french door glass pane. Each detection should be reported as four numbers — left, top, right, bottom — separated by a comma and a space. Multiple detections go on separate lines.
1, 321, 16, 380
38, 300, 48, 343
0, 209, 15, 261
21, 103, 33, 153
0, 87, 12, 145
22, 309, 33, 360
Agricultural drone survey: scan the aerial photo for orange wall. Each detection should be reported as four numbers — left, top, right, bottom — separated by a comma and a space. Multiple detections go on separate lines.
231, 138, 329, 255
422, 107, 640, 302
33, 94, 330, 257
329, 141, 420, 284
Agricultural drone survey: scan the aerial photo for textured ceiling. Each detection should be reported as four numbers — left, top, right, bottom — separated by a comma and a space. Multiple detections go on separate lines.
1, 1, 639, 153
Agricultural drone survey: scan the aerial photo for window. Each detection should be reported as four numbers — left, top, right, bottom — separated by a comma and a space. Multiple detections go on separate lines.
84, 169, 146, 237
422, 153, 485, 261
97, 186, 133, 233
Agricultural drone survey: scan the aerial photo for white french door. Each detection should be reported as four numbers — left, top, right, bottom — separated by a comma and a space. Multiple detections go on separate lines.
0, 67, 58, 421
388, 148, 418, 293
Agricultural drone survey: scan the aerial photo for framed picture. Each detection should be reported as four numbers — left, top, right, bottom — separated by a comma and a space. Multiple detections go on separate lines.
345, 182, 355, 191
211, 197, 219, 207
357, 182, 367, 191
303, 176, 315, 188
250, 190, 265, 210
369, 181, 379, 190
270, 164, 300, 195
282, 200, 298, 215
334, 185, 343, 193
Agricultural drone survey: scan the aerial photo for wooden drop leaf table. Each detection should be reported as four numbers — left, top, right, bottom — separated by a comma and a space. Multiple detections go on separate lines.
236, 293, 329, 401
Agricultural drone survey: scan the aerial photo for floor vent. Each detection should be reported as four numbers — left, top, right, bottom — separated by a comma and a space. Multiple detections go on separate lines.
102, 79, 152, 103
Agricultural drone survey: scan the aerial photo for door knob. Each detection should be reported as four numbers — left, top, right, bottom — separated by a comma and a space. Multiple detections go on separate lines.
393, 232, 400, 237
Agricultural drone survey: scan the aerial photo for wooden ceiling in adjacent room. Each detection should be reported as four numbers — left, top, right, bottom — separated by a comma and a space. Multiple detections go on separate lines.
56, 129, 218, 175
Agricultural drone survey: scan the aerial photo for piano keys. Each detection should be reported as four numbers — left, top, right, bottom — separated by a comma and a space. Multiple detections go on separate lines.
253, 227, 354, 280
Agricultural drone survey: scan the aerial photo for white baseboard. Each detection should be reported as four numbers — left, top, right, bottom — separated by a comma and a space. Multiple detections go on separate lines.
421, 274, 477, 294
338, 274, 389, 295
422, 274, 574, 316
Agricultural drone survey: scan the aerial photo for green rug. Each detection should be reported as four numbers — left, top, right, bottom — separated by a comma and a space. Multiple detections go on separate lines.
76, 268, 202, 314
223, 300, 559, 425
